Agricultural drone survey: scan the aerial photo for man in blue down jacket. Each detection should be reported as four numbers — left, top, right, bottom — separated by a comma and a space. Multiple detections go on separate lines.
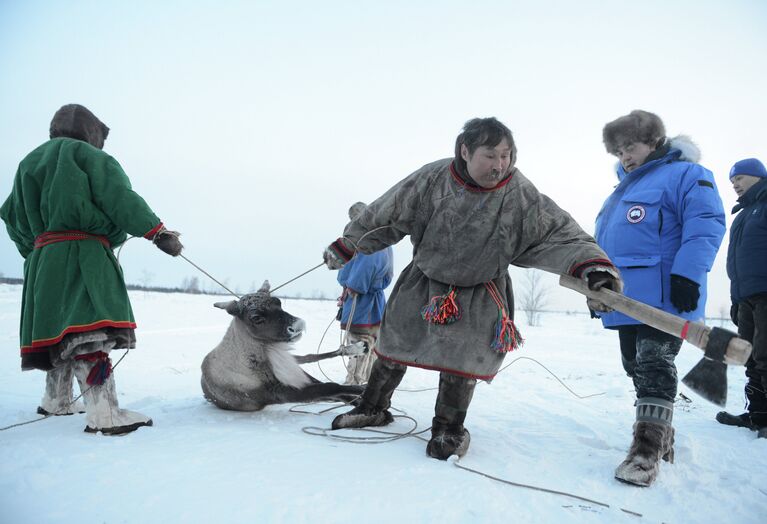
593, 110, 725, 486
717, 158, 767, 439
336, 202, 394, 384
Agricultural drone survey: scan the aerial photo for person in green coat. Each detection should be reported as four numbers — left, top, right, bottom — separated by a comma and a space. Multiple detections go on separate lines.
0, 104, 183, 435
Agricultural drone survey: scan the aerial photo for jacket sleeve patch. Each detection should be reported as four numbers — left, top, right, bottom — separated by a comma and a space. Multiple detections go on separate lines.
697, 180, 714, 189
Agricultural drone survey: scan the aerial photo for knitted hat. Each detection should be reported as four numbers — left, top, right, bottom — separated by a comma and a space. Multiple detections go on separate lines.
729, 158, 767, 179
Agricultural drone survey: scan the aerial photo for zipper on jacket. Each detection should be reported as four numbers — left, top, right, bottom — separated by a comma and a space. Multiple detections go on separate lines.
658, 209, 664, 302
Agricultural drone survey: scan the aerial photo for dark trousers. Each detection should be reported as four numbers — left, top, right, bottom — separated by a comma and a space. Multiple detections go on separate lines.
362, 358, 476, 426
618, 325, 683, 402
737, 294, 767, 427
433, 372, 476, 428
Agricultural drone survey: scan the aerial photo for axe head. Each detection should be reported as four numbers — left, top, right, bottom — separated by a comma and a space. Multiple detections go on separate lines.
682, 357, 728, 406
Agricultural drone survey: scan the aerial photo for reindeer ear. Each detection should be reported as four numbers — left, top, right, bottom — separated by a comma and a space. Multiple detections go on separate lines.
258, 280, 271, 293
214, 300, 240, 316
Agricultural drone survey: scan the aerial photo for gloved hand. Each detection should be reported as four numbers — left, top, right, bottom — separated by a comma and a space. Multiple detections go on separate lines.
585, 270, 622, 314
153, 227, 183, 257
323, 248, 345, 270
323, 238, 354, 270
670, 274, 700, 313
730, 303, 739, 326
587, 271, 622, 292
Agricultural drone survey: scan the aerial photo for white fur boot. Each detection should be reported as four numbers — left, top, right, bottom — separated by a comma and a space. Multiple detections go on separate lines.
38, 363, 86, 416
615, 397, 674, 487
73, 357, 152, 435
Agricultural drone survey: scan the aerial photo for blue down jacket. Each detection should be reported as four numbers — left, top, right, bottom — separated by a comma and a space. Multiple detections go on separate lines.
727, 178, 767, 303
337, 247, 394, 328
595, 137, 726, 327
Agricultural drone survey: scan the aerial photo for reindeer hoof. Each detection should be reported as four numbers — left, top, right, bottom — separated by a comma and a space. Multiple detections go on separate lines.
340, 341, 368, 357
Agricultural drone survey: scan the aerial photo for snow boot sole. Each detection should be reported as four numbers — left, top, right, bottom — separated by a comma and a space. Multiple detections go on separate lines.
37, 406, 85, 416
85, 418, 153, 436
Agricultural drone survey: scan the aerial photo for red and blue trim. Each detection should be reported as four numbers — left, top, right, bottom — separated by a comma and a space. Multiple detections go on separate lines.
375, 350, 499, 381
21, 320, 137, 353
448, 162, 514, 193
143, 222, 164, 239
329, 237, 355, 263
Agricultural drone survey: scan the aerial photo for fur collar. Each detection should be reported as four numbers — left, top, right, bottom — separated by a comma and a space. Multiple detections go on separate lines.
614, 134, 702, 177
668, 135, 701, 164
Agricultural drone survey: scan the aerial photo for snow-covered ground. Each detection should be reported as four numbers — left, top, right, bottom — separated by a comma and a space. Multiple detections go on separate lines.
0, 283, 765, 524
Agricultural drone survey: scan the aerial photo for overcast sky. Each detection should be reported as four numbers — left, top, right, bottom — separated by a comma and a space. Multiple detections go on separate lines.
0, 0, 765, 314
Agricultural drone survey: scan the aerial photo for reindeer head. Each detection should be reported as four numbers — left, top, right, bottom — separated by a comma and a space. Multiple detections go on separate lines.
214, 281, 306, 343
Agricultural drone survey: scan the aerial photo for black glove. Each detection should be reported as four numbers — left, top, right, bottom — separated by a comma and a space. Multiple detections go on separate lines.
153, 227, 183, 257
730, 303, 739, 326
670, 274, 700, 313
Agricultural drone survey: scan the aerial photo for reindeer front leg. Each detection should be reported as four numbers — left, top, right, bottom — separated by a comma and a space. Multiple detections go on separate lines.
293, 341, 367, 364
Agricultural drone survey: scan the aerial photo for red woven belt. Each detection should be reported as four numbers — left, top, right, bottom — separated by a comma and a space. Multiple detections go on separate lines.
34, 231, 110, 249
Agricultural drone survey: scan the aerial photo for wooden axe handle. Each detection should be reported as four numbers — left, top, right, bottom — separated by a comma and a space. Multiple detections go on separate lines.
559, 274, 751, 366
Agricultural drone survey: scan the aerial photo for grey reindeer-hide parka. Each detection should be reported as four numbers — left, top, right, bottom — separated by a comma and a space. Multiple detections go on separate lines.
333, 154, 617, 381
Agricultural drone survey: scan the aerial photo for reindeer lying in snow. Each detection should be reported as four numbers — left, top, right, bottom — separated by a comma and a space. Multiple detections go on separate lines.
201, 281, 366, 411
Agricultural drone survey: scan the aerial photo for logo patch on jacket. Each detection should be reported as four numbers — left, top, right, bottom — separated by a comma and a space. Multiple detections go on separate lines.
626, 205, 646, 223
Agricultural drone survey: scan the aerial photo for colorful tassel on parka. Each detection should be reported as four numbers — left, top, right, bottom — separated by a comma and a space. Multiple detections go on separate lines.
421, 286, 462, 324
485, 282, 524, 353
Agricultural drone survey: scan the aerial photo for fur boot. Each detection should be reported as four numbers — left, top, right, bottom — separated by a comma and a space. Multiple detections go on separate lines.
37, 363, 85, 416
73, 357, 152, 435
331, 403, 394, 429
615, 397, 674, 487
426, 372, 476, 460
332, 358, 405, 429
426, 419, 471, 460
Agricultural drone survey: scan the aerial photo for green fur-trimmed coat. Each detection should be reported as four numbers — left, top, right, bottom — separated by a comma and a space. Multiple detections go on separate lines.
1, 138, 163, 370
342, 159, 614, 380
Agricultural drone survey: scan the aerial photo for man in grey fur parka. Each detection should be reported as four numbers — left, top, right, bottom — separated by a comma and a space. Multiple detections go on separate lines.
323, 117, 621, 460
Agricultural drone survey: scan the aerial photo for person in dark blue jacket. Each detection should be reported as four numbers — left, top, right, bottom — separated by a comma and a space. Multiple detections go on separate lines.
716, 158, 767, 439
336, 202, 394, 384
593, 110, 726, 486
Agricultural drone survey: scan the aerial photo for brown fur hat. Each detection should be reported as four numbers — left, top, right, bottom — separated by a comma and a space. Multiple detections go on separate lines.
49, 104, 110, 150
602, 110, 665, 154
